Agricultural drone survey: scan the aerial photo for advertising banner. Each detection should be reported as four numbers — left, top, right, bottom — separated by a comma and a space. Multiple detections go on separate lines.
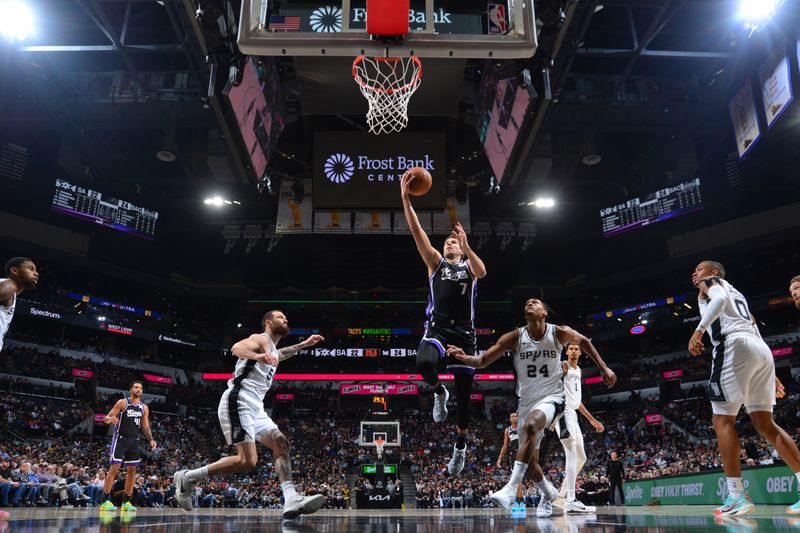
275, 393, 295, 401
772, 346, 793, 357
143, 373, 173, 385
72, 369, 94, 379
645, 414, 663, 424
624, 465, 797, 505
663, 369, 683, 379
313, 132, 446, 210
339, 383, 419, 395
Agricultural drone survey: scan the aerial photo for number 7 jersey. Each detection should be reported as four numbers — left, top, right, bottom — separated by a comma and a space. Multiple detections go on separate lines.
698, 278, 759, 346
513, 323, 564, 399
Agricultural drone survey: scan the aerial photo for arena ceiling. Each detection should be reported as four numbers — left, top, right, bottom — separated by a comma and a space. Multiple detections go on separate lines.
1, 0, 800, 293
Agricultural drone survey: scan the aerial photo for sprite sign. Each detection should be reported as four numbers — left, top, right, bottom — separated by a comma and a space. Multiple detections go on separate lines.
362, 464, 397, 475
624, 465, 797, 505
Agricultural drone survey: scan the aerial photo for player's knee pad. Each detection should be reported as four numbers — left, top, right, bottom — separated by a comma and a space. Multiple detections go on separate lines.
416, 342, 441, 385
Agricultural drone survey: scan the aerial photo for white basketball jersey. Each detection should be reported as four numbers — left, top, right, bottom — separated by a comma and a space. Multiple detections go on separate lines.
564, 364, 582, 409
698, 278, 758, 346
513, 323, 564, 399
0, 279, 16, 353
227, 333, 277, 398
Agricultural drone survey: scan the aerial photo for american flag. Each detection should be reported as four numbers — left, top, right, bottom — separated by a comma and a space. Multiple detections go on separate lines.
269, 15, 301, 31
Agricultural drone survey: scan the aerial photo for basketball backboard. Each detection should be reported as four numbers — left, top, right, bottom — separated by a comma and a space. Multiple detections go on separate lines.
238, 0, 537, 58
359, 421, 401, 447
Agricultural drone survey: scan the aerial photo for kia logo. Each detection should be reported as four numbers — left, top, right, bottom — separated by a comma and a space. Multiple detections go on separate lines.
369, 494, 391, 501
324, 153, 355, 183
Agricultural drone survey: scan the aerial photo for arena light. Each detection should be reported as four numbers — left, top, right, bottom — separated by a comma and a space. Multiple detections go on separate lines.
519, 198, 556, 208
204, 196, 240, 207
0, 0, 34, 42
737, 0, 779, 24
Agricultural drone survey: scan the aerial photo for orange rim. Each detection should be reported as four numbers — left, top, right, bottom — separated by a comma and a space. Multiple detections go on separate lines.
352, 55, 423, 95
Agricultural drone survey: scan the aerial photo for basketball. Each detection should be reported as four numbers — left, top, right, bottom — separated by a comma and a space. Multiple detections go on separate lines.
403, 167, 432, 196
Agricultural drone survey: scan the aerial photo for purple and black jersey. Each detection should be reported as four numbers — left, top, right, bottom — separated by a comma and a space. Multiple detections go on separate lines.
426, 259, 476, 328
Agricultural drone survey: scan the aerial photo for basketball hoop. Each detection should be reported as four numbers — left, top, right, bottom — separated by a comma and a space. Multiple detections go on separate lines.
352, 55, 422, 135
374, 437, 386, 459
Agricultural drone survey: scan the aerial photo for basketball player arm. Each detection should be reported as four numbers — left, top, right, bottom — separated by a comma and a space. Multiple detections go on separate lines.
104, 399, 126, 425
231, 335, 278, 366
453, 223, 486, 279
141, 405, 156, 449
447, 329, 517, 368
496, 429, 509, 466
556, 326, 616, 387
277, 334, 325, 361
690, 282, 727, 356
0, 280, 14, 307
401, 178, 441, 273
577, 403, 604, 432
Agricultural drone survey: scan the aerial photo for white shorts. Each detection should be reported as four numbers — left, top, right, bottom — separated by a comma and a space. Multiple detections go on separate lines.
708, 335, 776, 416
517, 393, 565, 450
218, 387, 277, 445
558, 407, 584, 448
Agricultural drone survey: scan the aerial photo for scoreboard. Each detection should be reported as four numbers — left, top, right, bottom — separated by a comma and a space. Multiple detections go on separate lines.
51, 178, 158, 240
600, 178, 703, 237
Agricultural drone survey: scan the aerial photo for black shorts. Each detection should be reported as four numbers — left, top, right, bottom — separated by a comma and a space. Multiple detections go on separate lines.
420, 323, 476, 375
110, 435, 141, 466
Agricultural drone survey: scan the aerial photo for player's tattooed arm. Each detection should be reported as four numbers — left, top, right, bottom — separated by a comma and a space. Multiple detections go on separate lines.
0, 280, 14, 307
447, 329, 518, 369
142, 405, 156, 449
277, 334, 325, 361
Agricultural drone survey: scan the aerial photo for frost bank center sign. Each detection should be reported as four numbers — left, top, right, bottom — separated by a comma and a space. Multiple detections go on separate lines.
313, 132, 446, 210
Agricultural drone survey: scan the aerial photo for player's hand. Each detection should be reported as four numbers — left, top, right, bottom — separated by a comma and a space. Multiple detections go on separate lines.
688, 330, 705, 356
105, 416, 119, 425
400, 172, 413, 199
496, 459, 502, 468
446, 345, 481, 368
592, 420, 605, 433
776, 377, 786, 399
258, 352, 279, 366
303, 334, 325, 347
601, 366, 616, 388
451, 222, 469, 251
150, 440, 157, 450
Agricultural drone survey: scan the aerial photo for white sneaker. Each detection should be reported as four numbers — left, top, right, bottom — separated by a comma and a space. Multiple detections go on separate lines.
447, 444, 466, 475
565, 499, 596, 513
433, 387, 449, 422
282, 494, 325, 519
489, 484, 518, 510
174, 470, 195, 512
536, 498, 553, 518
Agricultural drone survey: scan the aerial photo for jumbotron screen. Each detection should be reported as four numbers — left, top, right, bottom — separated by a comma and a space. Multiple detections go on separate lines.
600, 178, 703, 237
51, 178, 158, 240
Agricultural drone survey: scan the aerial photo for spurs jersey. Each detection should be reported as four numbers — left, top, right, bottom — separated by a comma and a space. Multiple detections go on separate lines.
513, 323, 564, 399
698, 278, 759, 346
564, 364, 582, 410
426, 259, 476, 327
116, 398, 145, 438
227, 333, 277, 399
0, 279, 16, 353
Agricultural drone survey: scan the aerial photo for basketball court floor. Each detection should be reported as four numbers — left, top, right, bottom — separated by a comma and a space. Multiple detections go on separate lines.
3, 506, 799, 532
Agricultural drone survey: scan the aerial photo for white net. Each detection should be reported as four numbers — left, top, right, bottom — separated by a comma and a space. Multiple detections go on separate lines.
352, 55, 422, 135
